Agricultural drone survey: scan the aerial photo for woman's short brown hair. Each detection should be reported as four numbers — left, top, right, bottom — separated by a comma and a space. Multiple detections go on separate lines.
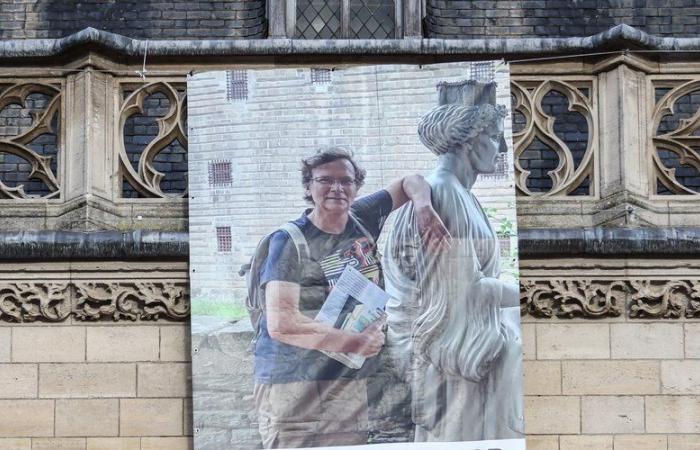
301, 147, 366, 203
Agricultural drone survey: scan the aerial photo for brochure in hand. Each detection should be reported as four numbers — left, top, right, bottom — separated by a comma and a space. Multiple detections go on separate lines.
315, 265, 390, 369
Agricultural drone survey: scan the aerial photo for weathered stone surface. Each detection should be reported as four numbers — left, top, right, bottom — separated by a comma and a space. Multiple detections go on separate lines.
525, 435, 559, 450
31, 438, 86, 450
0, 364, 37, 398
523, 361, 561, 395
160, 325, 191, 361
614, 434, 667, 450
85, 438, 140, 450
119, 399, 183, 437
12, 327, 85, 363
611, 323, 684, 359
137, 363, 191, 397
685, 323, 700, 358
87, 327, 159, 362
662, 360, 700, 394
140, 437, 192, 450
55, 400, 119, 437
0, 329, 9, 363
537, 323, 610, 359
647, 397, 700, 433
0, 400, 53, 437
559, 435, 613, 450
524, 396, 580, 434
669, 434, 700, 449
39, 363, 136, 398
521, 323, 536, 360
563, 361, 660, 395
0, 438, 31, 450
582, 396, 644, 434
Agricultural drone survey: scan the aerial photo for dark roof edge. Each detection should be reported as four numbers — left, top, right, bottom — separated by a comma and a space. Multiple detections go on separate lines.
0, 24, 697, 59
519, 227, 700, 258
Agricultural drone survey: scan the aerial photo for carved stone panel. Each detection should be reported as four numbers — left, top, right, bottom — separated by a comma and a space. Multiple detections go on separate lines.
521, 279, 700, 319
0, 281, 189, 322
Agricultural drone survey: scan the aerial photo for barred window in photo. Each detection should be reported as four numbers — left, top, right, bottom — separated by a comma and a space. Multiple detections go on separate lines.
216, 226, 232, 253
227, 70, 248, 101
311, 68, 332, 84
471, 61, 495, 82
208, 160, 232, 187
480, 153, 510, 181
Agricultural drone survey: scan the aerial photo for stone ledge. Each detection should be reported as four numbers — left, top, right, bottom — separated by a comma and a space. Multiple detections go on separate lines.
1, 227, 699, 261
519, 227, 700, 258
1, 24, 699, 60
0, 231, 188, 261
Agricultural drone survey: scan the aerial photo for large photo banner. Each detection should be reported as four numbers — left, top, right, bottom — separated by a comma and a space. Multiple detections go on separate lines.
188, 62, 525, 450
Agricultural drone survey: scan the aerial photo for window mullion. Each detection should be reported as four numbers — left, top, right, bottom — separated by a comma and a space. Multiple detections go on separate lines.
341, 0, 350, 38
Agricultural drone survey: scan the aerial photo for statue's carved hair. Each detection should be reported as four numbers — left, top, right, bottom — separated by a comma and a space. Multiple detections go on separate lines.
417, 103, 506, 156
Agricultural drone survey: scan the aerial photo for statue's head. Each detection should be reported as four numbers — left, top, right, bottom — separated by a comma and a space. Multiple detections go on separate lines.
417, 103, 507, 173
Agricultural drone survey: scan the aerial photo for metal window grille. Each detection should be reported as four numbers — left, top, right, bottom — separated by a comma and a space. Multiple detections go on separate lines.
498, 234, 511, 258
311, 68, 332, 84
226, 70, 248, 101
480, 153, 510, 181
216, 226, 232, 253
208, 160, 232, 187
470, 61, 495, 82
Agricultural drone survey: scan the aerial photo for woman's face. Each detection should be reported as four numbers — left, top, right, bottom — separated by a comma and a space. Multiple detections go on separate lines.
307, 159, 358, 215
466, 120, 505, 174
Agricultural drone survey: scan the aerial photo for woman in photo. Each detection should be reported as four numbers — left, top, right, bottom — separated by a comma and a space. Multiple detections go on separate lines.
254, 147, 450, 449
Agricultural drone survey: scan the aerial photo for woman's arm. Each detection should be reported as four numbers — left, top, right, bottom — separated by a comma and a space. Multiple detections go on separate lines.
385, 174, 452, 252
265, 280, 385, 357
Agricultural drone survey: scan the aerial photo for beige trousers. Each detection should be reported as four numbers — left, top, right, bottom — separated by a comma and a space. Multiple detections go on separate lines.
254, 379, 369, 449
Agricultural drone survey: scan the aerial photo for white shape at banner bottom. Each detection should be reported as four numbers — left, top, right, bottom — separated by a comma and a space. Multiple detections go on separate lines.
279, 438, 526, 450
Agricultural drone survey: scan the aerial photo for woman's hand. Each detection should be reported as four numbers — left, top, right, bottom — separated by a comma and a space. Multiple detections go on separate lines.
351, 316, 386, 357
415, 204, 452, 252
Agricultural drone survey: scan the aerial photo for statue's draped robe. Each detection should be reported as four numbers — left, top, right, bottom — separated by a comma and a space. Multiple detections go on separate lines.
383, 167, 524, 442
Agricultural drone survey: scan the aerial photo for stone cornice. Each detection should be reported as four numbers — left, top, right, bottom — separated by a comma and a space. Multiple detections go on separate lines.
0, 228, 698, 261
0, 231, 188, 261
1, 25, 699, 61
519, 227, 700, 258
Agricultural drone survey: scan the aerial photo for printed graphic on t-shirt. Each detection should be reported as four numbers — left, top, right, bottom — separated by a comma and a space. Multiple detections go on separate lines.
319, 237, 381, 289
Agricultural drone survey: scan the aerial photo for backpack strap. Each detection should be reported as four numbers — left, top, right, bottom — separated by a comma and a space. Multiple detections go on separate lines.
279, 222, 310, 261
245, 222, 308, 351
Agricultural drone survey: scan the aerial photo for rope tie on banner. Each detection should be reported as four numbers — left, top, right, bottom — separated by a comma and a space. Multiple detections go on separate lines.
135, 40, 149, 80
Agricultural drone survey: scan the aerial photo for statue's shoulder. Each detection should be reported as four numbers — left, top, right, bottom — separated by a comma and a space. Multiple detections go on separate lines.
428, 170, 462, 198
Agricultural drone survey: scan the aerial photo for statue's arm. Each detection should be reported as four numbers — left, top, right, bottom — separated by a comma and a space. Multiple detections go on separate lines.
384, 174, 452, 252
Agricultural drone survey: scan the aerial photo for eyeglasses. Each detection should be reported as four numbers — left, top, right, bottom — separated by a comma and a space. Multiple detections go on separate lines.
312, 176, 357, 187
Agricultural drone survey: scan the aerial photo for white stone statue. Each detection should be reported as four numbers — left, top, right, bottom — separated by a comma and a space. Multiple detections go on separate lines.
383, 98, 524, 442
